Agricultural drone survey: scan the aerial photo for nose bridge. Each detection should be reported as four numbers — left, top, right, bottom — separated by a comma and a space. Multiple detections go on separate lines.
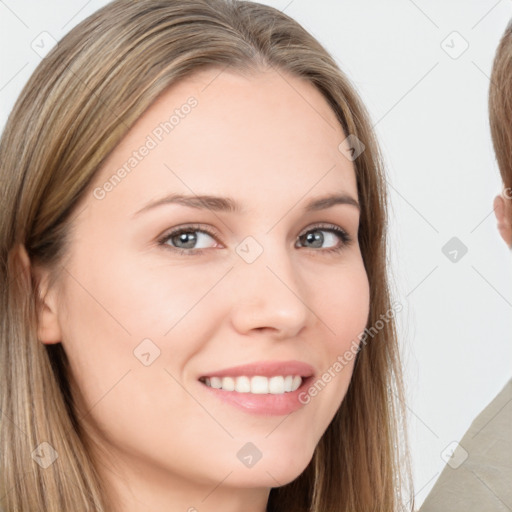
229, 235, 310, 336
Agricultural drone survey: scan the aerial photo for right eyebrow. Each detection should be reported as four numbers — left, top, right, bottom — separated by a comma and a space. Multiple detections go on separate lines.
132, 194, 243, 217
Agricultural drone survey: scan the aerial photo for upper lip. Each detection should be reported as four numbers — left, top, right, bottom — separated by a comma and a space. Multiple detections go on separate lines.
199, 360, 315, 379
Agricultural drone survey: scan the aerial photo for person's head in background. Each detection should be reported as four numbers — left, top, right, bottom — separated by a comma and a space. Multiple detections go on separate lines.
490, 20, 512, 247
0, 1, 412, 511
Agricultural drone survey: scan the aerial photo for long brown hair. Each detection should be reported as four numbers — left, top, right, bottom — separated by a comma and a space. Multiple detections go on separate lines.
0, 1, 412, 510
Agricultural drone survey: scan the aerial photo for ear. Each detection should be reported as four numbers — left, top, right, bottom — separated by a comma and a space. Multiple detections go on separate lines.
493, 194, 512, 248
16, 244, 63, 344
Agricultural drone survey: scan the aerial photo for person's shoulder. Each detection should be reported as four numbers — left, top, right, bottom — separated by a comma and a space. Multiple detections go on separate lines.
420, 377, 512, 512
466, 377, 512, 440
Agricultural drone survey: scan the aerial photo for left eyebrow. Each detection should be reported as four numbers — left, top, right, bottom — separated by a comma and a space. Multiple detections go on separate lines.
304, 193, 360, 212
132, 192, 360, 218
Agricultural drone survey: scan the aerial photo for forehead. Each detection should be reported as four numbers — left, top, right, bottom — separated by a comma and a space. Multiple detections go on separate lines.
89, 67, 357, 215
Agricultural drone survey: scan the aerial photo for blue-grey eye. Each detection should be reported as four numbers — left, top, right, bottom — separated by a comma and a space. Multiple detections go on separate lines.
298, 229, 344, 249
165, 229, 216, 250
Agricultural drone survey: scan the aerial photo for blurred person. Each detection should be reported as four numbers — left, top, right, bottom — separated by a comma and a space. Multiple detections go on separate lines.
420, 20, 512, 512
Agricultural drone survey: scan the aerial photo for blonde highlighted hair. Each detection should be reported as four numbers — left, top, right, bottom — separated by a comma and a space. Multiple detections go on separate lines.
0, 1, 412, 510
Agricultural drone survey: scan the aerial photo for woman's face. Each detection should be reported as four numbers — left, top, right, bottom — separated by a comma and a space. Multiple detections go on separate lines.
41, 68, 370, 506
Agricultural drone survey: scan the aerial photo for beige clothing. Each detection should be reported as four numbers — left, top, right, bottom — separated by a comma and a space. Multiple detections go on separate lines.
420, 378, 512, 511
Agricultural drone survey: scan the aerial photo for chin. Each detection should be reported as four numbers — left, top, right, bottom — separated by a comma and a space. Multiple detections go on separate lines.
221, 441, 315, 489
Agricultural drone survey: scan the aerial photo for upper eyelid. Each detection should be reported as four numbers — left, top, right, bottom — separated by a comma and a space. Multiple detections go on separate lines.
160, 222, 348, 236
158, 223, 219, 241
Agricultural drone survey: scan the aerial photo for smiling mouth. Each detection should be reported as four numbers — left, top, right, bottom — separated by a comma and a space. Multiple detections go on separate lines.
199, 375, 303, 394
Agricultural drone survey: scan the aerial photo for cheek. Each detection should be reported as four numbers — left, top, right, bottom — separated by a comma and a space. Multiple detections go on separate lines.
301, 260, 370, 413
60, 244, 223, 347
320, 260, 370, 351
79, 249, 231, 339
56, 250, 227, 418
56, 269, 201, 463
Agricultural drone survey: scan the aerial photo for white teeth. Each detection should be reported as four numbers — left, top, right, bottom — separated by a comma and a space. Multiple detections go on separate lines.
234, 376, 251, 393
269, 376, 284, 394
251, 376, 269, 394
222, 376, 235, 391
202, 375, 303, 394
292, 375, 301, 391
210, 376, 222, 389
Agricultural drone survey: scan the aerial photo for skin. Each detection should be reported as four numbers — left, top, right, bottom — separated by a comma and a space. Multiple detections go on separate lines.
494, 193, 512, 247
31, 67, 370, 512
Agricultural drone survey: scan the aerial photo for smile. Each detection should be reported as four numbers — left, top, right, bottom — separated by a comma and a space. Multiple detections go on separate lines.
200, 375, 302, 394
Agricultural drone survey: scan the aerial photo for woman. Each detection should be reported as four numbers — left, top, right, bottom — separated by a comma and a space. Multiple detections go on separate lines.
0, 1, 412, 510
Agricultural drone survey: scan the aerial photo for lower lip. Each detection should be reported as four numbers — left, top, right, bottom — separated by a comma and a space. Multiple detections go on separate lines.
199, 377, 313, 416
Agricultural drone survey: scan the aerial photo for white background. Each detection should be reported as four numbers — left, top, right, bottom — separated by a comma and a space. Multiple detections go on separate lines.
1, 1, 511, 508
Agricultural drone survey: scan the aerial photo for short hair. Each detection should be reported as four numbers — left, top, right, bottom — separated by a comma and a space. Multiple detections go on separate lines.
489, 19, 512, 194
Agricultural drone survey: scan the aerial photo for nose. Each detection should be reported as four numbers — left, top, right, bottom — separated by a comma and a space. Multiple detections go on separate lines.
228, 245, 310, 340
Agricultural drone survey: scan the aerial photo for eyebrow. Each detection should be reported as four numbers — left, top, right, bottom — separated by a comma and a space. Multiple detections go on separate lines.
132, 192, 360, 217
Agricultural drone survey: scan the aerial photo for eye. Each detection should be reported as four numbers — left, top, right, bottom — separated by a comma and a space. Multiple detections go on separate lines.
296, 224, 351, 253
158, 223, 352, 256
158, 224, 219, 254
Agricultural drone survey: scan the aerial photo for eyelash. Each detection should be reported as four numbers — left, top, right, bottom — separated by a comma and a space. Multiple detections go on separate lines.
157, 223, 352, 256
